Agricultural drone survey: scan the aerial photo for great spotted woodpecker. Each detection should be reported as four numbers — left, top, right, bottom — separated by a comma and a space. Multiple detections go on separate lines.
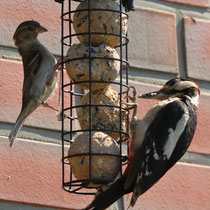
85, 78, 200, 209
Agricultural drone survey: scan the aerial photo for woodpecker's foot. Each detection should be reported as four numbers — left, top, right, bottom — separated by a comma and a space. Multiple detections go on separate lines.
122, 102, 137, 110
123, 86, 137, 102
42, 102, 58, 112
122, 86, 137, 109
123, 86, 138, 120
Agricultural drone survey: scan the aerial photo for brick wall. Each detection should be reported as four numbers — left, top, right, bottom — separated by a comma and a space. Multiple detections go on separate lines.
0, 0, 210, 209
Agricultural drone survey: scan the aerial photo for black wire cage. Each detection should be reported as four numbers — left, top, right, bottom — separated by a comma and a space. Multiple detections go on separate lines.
56, 0, 130, 195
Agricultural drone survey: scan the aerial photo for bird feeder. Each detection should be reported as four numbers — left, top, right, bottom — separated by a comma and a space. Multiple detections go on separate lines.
55, 0, 129, 195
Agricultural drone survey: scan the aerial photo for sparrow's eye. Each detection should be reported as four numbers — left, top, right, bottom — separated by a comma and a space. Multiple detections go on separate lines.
28, 26, 33, 31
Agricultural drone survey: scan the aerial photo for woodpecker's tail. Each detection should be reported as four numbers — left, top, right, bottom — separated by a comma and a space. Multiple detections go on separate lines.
85, 175, 131, 210
8, 117, 25, 148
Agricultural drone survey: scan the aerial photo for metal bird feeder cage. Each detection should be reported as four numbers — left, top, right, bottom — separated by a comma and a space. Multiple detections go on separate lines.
56, 0, 130, 194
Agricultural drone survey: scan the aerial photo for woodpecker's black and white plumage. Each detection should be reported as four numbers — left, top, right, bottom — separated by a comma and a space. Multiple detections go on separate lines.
85, 78, 200, 210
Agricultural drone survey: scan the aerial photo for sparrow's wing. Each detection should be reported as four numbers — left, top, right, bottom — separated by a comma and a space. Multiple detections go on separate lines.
23, 50, 42, 79
8, 49, 43, 147
21, 50, 43, 108
125, 100, 193, 205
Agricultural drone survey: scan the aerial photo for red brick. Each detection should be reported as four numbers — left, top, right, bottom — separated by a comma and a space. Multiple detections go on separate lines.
189, 94, 210, 155
0, 136, 209, 209
124, 162, 210, 210
130, 81, 210, 155
158, 0, 210, 8
0, 58, 72, 132
0, 136, 92, 209
129, 7, 178, 74
184, 17, 210, 81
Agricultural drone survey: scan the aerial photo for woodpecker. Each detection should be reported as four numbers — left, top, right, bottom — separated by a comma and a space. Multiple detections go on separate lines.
85, 78, 200, 209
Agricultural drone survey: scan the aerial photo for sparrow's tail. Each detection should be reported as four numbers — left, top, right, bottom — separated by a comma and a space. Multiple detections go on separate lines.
85, 175, 131, 210
8, 117, 25, 148
8, 99, 40, 148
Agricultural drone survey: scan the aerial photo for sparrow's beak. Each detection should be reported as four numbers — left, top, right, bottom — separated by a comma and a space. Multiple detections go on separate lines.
138, 89, 167, 100
36, 25, 48, 33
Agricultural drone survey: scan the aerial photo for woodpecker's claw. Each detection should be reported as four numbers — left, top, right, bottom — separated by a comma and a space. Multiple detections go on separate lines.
130, 86, 137, 101
122, 86, 138, 120
122, 102, 137, 110
122, 86, 137, 110
122, 88, 130, 96
122, 86, 136, 101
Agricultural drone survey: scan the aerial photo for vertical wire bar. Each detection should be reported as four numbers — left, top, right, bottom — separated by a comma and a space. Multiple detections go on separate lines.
68, 0, 72, 45
69, 0, 73, 143
125, 32, 129, 101
119, 0, 123, 176
123, 22, 129, 210
68, 0, 73, 191
126, 31, 129, 158
61, 0, 65, 189
87, 0, 93, 183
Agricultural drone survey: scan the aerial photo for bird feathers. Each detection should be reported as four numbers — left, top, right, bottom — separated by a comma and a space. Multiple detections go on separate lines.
127, 99, 196, 206
85, 175, 131, 210
86, 81, 199, 209
8, 118, 25, 148
9, 21, 58, 147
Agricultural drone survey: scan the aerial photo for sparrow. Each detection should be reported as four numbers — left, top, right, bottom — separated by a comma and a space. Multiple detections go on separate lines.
8, 20, 59, 147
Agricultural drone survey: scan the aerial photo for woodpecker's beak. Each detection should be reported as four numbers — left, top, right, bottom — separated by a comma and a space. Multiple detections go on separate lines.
139, 89, 167, 100
36, 25, 48, 33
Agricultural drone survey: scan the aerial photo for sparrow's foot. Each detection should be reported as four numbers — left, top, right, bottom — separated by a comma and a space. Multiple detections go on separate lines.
56, 110, 69, 121
42, 102, 58, 111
